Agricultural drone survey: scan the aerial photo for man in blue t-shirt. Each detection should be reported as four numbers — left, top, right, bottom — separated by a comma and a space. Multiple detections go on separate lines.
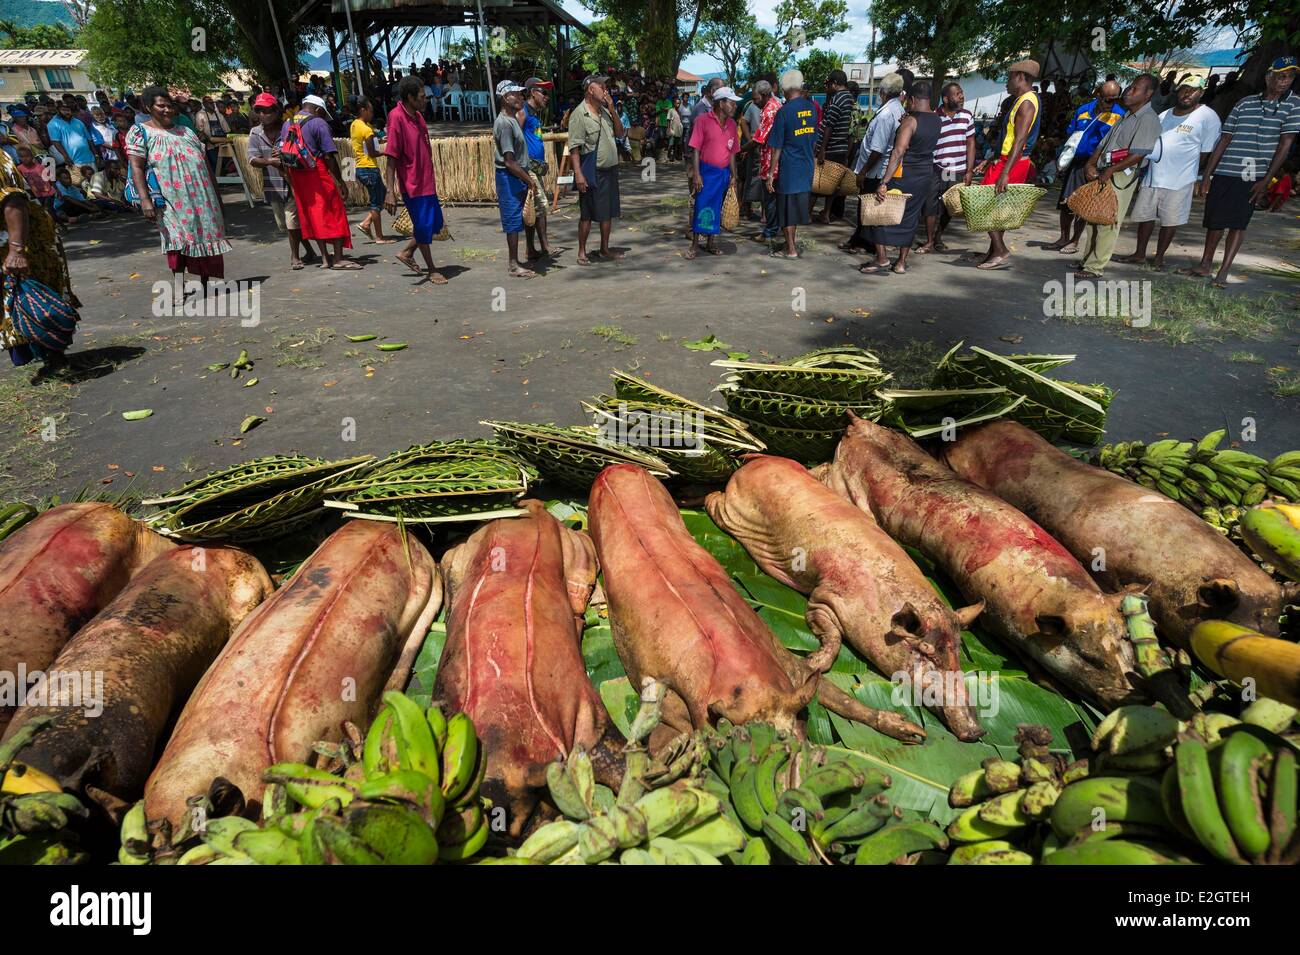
1050, 79, 1125, 252
47, 99, 98, 169
764, 70, 817, 258
521, 77, 552, 260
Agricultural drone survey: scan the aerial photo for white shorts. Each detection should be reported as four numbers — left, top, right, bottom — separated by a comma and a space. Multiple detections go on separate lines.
1129, 182, 1194, 227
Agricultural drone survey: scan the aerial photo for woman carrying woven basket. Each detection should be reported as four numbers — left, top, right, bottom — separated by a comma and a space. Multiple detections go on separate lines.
687, 87, 741, 259
859, 83, 940, 275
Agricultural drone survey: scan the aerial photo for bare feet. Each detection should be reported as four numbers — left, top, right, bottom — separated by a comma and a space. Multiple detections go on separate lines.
892, 262, 907, 274
1115, 253, 1146, 264
508, 264, 537, 278
858, 261, 892, 273
914, 243, 935, 254
684, 246, 698, 260
1177, 265, 1211, 277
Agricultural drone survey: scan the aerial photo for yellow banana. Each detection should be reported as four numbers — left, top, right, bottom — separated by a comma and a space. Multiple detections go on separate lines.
1190, 621, 1300, 709
1, 761, 61, 795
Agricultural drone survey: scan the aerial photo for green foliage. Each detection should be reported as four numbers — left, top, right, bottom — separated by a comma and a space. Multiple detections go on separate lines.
583, 0, 747, 76
796, 48, 845, 91
82, 0, 239, 90
580, 17, 641, 72
743, 28, 793, 84
0, 20, 78, 50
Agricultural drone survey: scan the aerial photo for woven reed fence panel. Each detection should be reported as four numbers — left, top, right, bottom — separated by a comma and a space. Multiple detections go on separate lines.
229, 133, 568, 206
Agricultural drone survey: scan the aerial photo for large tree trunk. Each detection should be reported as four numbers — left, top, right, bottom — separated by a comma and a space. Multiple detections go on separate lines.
640, 0, 679, 77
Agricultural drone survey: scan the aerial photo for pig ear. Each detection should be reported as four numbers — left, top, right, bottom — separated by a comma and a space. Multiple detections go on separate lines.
954, 600, 984, 629
1197, 578, 1242, 613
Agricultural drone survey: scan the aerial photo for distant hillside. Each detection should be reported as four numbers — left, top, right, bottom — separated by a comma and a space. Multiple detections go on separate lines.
3, 0, 76, 28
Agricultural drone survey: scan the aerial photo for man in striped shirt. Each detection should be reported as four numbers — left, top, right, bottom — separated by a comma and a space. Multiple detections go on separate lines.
814, 69, 855, 223
917, 81, 974, 253
1179, 56, 1298, 287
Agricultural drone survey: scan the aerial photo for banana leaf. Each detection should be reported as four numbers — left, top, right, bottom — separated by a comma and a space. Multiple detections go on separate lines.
882, 393, 1028, 439
934, 345, 1109, 445
404, 618, 447, 709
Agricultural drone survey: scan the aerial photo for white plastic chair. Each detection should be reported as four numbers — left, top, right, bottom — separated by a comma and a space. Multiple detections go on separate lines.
443, 90, 463, 121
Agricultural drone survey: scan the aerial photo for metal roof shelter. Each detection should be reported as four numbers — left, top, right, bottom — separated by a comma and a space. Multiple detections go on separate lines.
287, 0, 589, 101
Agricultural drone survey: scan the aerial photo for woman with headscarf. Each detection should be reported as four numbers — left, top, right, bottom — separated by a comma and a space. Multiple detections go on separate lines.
859, 83, 941, 275
0, 148, 80, 379
126, 85, 232, 290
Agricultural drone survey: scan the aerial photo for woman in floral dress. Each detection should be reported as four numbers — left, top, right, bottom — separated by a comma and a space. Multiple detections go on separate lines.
0, 148, 79, 378
125, 85, 231, 287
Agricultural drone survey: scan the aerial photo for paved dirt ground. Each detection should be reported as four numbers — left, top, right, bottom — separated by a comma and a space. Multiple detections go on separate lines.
3, 159, 1298, 501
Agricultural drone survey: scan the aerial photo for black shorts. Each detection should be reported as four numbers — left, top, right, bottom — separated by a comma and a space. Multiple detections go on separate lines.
776, 191, 811, 228
579, 151, 621, 222
1202, 175, 1256, 231
925, 165, 957, 217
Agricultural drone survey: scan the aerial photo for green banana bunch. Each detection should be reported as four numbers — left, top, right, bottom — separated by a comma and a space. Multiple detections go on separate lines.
514, 779, 745, 864
1093, 431, 1300, 536
0, 716, 94, 864
704, 720, 902, 864
119, 693, 491, 865
1163, 729, 1299, 865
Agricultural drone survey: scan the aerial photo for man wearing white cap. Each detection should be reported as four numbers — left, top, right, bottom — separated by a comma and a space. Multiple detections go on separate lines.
1119, 75, 1219, 269
493, 80, 538, 277
687, 85, 741, 259
280, 93, 361, 269
765, 70, 817, 258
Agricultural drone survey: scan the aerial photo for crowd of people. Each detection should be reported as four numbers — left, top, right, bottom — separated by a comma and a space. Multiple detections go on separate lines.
1, 52, 1297, 384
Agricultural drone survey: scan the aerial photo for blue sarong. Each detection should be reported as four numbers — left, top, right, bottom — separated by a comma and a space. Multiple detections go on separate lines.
692, 161, 730, 236
404, 192, 444, 244
496, 168, 528, 234
5, 275, 79, 366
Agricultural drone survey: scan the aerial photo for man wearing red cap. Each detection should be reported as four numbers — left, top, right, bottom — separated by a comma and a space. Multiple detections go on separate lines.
246, 92, 313, 269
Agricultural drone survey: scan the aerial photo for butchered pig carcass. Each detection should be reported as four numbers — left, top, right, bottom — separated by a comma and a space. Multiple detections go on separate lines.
590, 463, 925, 745
705, 454, 986, 740
822, 416, 1141, 709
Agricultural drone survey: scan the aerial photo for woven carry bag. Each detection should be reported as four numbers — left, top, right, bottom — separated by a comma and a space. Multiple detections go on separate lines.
392, 206, 453, 241
1066, 178, 1118, 225
942, 184, 966, 217
960, 184, 1046, 232
836, 169, 860, 196
522, 187, 536, 227
857, 192, 910, 226
721, 186, 739, 231
812, 160, 849, 196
